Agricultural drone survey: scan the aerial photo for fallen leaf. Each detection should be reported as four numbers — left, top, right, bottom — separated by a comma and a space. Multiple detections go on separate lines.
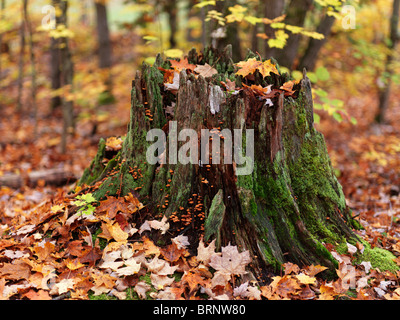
134, 281, 151, 299
54, 278, 75, 295
169, 57, 196, 72
148, 216, 170, 234
160, 242, 185, 263
283, 262, 300, 275
115, 258, 141, 276
194, 63, 218, 78
0, 260, 31, 281
96, 196, 129, 220
304, 264, 328, 277
295, 273, 316, 285
150, 274, 175, 290
65, 258, 86, 271
171, 235, 190, 249
196, 238, 216, 265
146, 256, 177, 275
280, 80, 298, 96
106, 222, 129, 242
235, 58, 279, 78
182, 269, 208, 294
164, 72, 180, 91
23, 289, 52, 300
346, 242, 358, 255
209, 244, 251, 276
220, 79, 236, 91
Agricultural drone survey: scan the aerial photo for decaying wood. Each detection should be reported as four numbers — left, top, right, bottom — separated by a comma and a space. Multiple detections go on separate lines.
0, 168, 76, 188
78, 47, 360, 279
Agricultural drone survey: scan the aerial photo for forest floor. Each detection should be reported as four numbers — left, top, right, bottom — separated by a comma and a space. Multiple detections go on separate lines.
1, 34, 400, 300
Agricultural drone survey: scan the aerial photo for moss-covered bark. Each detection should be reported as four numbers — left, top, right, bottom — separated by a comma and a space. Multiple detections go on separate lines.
78, 47, 362, 279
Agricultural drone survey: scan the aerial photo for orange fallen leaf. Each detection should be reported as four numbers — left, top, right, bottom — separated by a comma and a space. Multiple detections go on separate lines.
235, 58, 279, 78
65, 258, 86, 271
169, 57, 196, 72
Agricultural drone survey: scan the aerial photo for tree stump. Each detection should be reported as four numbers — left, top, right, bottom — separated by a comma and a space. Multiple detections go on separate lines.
78, 47, 360, 279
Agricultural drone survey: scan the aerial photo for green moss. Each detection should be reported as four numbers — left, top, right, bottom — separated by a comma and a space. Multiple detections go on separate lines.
356, 244, 398, 272
78, 139, 106, 186
204, 189, 226, 247
89, 292, 117, 300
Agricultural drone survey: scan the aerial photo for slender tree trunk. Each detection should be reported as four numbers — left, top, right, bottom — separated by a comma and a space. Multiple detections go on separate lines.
50, 0, 61, 110
58, 0, 74, 153
16, 2, 26, 113
299, 14, 336, 71
50, 37, 62, 110
211, 0, 242, 61
80, 0, 90, 26
23, 0, 37, 137
201, 6, 208, 48
375, 0, 400, 124
95, 1, 112, 70
273, 0, 313, 69
95, 0, 113, 101
78, 48, 360, 278
264, 0, 285, 59
0, 0, 5, 91
164, 0, 178, 48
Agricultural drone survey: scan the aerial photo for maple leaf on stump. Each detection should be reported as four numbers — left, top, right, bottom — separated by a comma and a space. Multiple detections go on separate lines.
235, 57, 279, 78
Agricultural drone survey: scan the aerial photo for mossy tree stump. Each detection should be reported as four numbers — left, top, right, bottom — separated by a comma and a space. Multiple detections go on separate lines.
79, 47, 360, 279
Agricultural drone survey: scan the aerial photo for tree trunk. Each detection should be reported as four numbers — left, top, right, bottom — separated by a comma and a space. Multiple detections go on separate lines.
16, 3, 25, 113
263, 0, 285, 59
95, 0, 113, 103
58, 0, 74, 154
0, 0, 5, 102
23, 0, 37, 137
78, 47, 360, 278
272, 0, 313, 69
164, 0, 178, 48
375, 0, 400, 124
299, 14, 336, 71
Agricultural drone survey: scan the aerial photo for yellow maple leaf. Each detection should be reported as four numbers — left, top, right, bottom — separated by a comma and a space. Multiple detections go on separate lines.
107, 223, 129, 242
257, 59, 280, 77
235, 58, 279, 78
295, 273, 317, 285
65, 258, 85, 271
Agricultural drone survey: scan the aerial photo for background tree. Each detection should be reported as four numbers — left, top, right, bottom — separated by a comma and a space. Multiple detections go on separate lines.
272, 0, 313, 69
50, 0, 61, 111
16, 0, 25, 112
263, 0, 285, 59
299, 12, 336, 71
375, 0, 400, 123
54, 0, 74, 153
95, 0, 113, 102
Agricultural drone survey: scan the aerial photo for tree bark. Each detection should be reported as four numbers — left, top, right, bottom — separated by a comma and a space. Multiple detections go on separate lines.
16, 2, 25, 113
23, 0, 37, 137
0, 0, 5, 101
58, 0, 74, 154
375, 0, 400, 124
263, 0, 285, 59
95, 0, 113, 103
272, 0, 313, 69
50, 36, 62, 110
299, 14, 336, 71
164, 0, 178, 48
95, 1, 112, 70
78, 48, 360, 278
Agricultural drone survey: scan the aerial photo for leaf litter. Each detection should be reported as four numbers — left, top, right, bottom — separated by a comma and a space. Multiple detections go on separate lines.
1, 54, 400, 300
